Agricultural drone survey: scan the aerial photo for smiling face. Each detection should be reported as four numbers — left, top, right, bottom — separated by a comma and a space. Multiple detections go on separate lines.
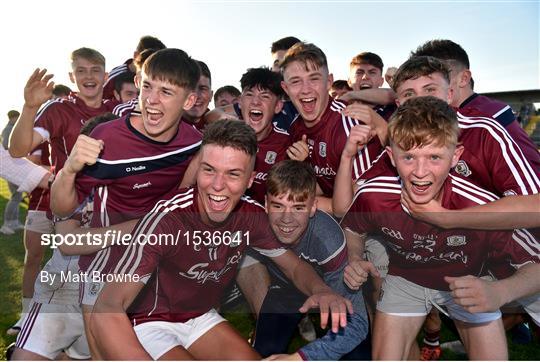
136, 71, 196, 142
266, 192, 316, 246
240, 86, 283, 141
117, 82, 138, 103
348, 63, 384, 91
69, 57, 107, 103
281, 61, 333, 127
395, 72, 453, 106
185, 75, 213, 121
387, 142, 463, 204
197, 145, 255, 225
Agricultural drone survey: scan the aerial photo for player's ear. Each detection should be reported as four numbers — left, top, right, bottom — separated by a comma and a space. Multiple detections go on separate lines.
183, 92, 198, 111
451, 144, 464, 168
134, 73, 141, 89
281, 80, 289, 95
327, 73, 334, 91
247, 170, 256, 189
264, 195, 269, 213
69, 72, 75, 84
113, 90, 121, 102
274, 99, 284, 115
310, 196, 317, 217
459, 69, 472, 89
386, 145, 396, 167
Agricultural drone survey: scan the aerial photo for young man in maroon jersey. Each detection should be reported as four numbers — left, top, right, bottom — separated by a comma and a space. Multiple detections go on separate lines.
183, 60, 214, 132
49, 48, 202, 359
9, 48, 117, 170
89, 120, 352, 360
411, 39, 540, 173
341, 96, 540, 360
280, 42, 385, 213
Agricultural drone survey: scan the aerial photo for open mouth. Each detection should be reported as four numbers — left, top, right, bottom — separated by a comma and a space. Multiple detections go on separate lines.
249, 109, 263, 123
82, 82, 97, 90
208, 194, 229, 211
277, 225, 296, 235
299, 97, 316, 113
146, 108, 163, 123
360, 84, 372, 90
411, 180, 433, 194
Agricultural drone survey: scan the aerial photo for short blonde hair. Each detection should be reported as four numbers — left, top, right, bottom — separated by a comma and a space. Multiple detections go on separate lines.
388, 96, 459, 151
71, 47, 105, 68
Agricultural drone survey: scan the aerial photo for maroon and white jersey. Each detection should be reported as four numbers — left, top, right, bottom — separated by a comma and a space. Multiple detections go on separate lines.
459, 94, 540, 175
289, 99, 383, 197
102, 59, 133, 101
112, 187, 286, 325
76, 115, 202, 273
342, 169, 539, 290
360, 111, 540, 198
34, 94, 118, 171
112, 98, 140, 118
248, 127, 291, 204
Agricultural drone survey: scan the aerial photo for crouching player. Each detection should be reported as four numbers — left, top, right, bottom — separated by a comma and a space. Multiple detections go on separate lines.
89, 120, 352, 360
253, 160, 372, 360
341, 96, 540, 360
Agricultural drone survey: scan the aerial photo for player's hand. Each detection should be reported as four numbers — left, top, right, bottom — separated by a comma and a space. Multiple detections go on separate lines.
299, 291, 353, 333
341, 125, 372, 159
341, 103, 376, 125
24, 68, 55, 108
287, 134, 309, 161
344, 259, 380, 290
445, 275, 503, 313
264, 352, 302, 361
64, 135, 104, 175
401, 191, 450, 227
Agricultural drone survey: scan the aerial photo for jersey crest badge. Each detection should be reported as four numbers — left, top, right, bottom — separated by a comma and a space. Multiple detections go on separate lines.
455, 160, 472, 177
319, 142, 327, 157
265, 151, 277, 165
446, 235, 466, 246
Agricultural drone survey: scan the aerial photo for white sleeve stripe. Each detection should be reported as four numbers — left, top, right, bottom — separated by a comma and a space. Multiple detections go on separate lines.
514, 228, 540, 254
450, 176, 499, 201
449, 174, 499, 199
493, 105, 511, 119
253, 247, 287, 258
34, 99, 62, 122
360, 181, 401, 189
319, 239, 346, 265
512, 232, 540, 259
458, 113, 540, 193
451, 187, 487, 205
96, 141, 201, 165
33, 127, 50, 142
357, 187, 401, 195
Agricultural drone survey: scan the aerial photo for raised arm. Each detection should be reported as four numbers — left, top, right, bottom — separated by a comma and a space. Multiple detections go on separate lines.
50, 134, 104, 217
402, 192, 540, 230
339, 88, 396, 106
9, 69, 54, 157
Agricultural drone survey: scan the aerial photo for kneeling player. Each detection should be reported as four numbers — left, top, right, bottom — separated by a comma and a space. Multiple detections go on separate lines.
89, 120, 352, 360
341, 96, 540, 360
253, 160, 372, 360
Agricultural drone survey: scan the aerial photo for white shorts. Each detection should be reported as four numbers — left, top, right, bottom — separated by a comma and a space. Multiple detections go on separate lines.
15, 301, 89, 359
25, 210, 53, 234
134, 309, 226, 360
377, 275, 501, 324
364, 237, 389, 278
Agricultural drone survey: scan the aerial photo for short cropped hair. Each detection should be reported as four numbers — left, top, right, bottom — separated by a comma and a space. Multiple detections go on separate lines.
135, 35, 166, 55
271, 36, 301, 53
196, 60, 212, 85
52, 84, 72, 98
143, 48, 200, 91
202, 119, 257, 159
71, 47, 105, 68
331, 80, 352, 91
350, 52, 384, 72
7, 110, 20, 119
134, 48, 160, 72
388, 96, 459, 151
411, 39, 470, 70
391, 56, 450, 92
80, 112, 119, 136
280, 42, 328, 73
240, 67, 284, 98
114, 72, 136, 94
213, 85, 241, 104
266, 160, 317, 202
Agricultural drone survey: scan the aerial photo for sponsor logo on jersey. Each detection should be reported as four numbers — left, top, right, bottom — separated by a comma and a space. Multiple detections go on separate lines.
179, 250, 242, 284
133, 181, 152, 190
319, 142, 327, 157
313, 165, 336, 176
446, 235, 467, 246
381, 227, 404, 240
126, 165, 146, 173
454, 160, 471, 177
89, 282, 102, 296
265, 151, 277, 165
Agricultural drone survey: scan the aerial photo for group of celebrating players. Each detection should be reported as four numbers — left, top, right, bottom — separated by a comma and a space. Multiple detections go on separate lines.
3, 34, 540, 360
